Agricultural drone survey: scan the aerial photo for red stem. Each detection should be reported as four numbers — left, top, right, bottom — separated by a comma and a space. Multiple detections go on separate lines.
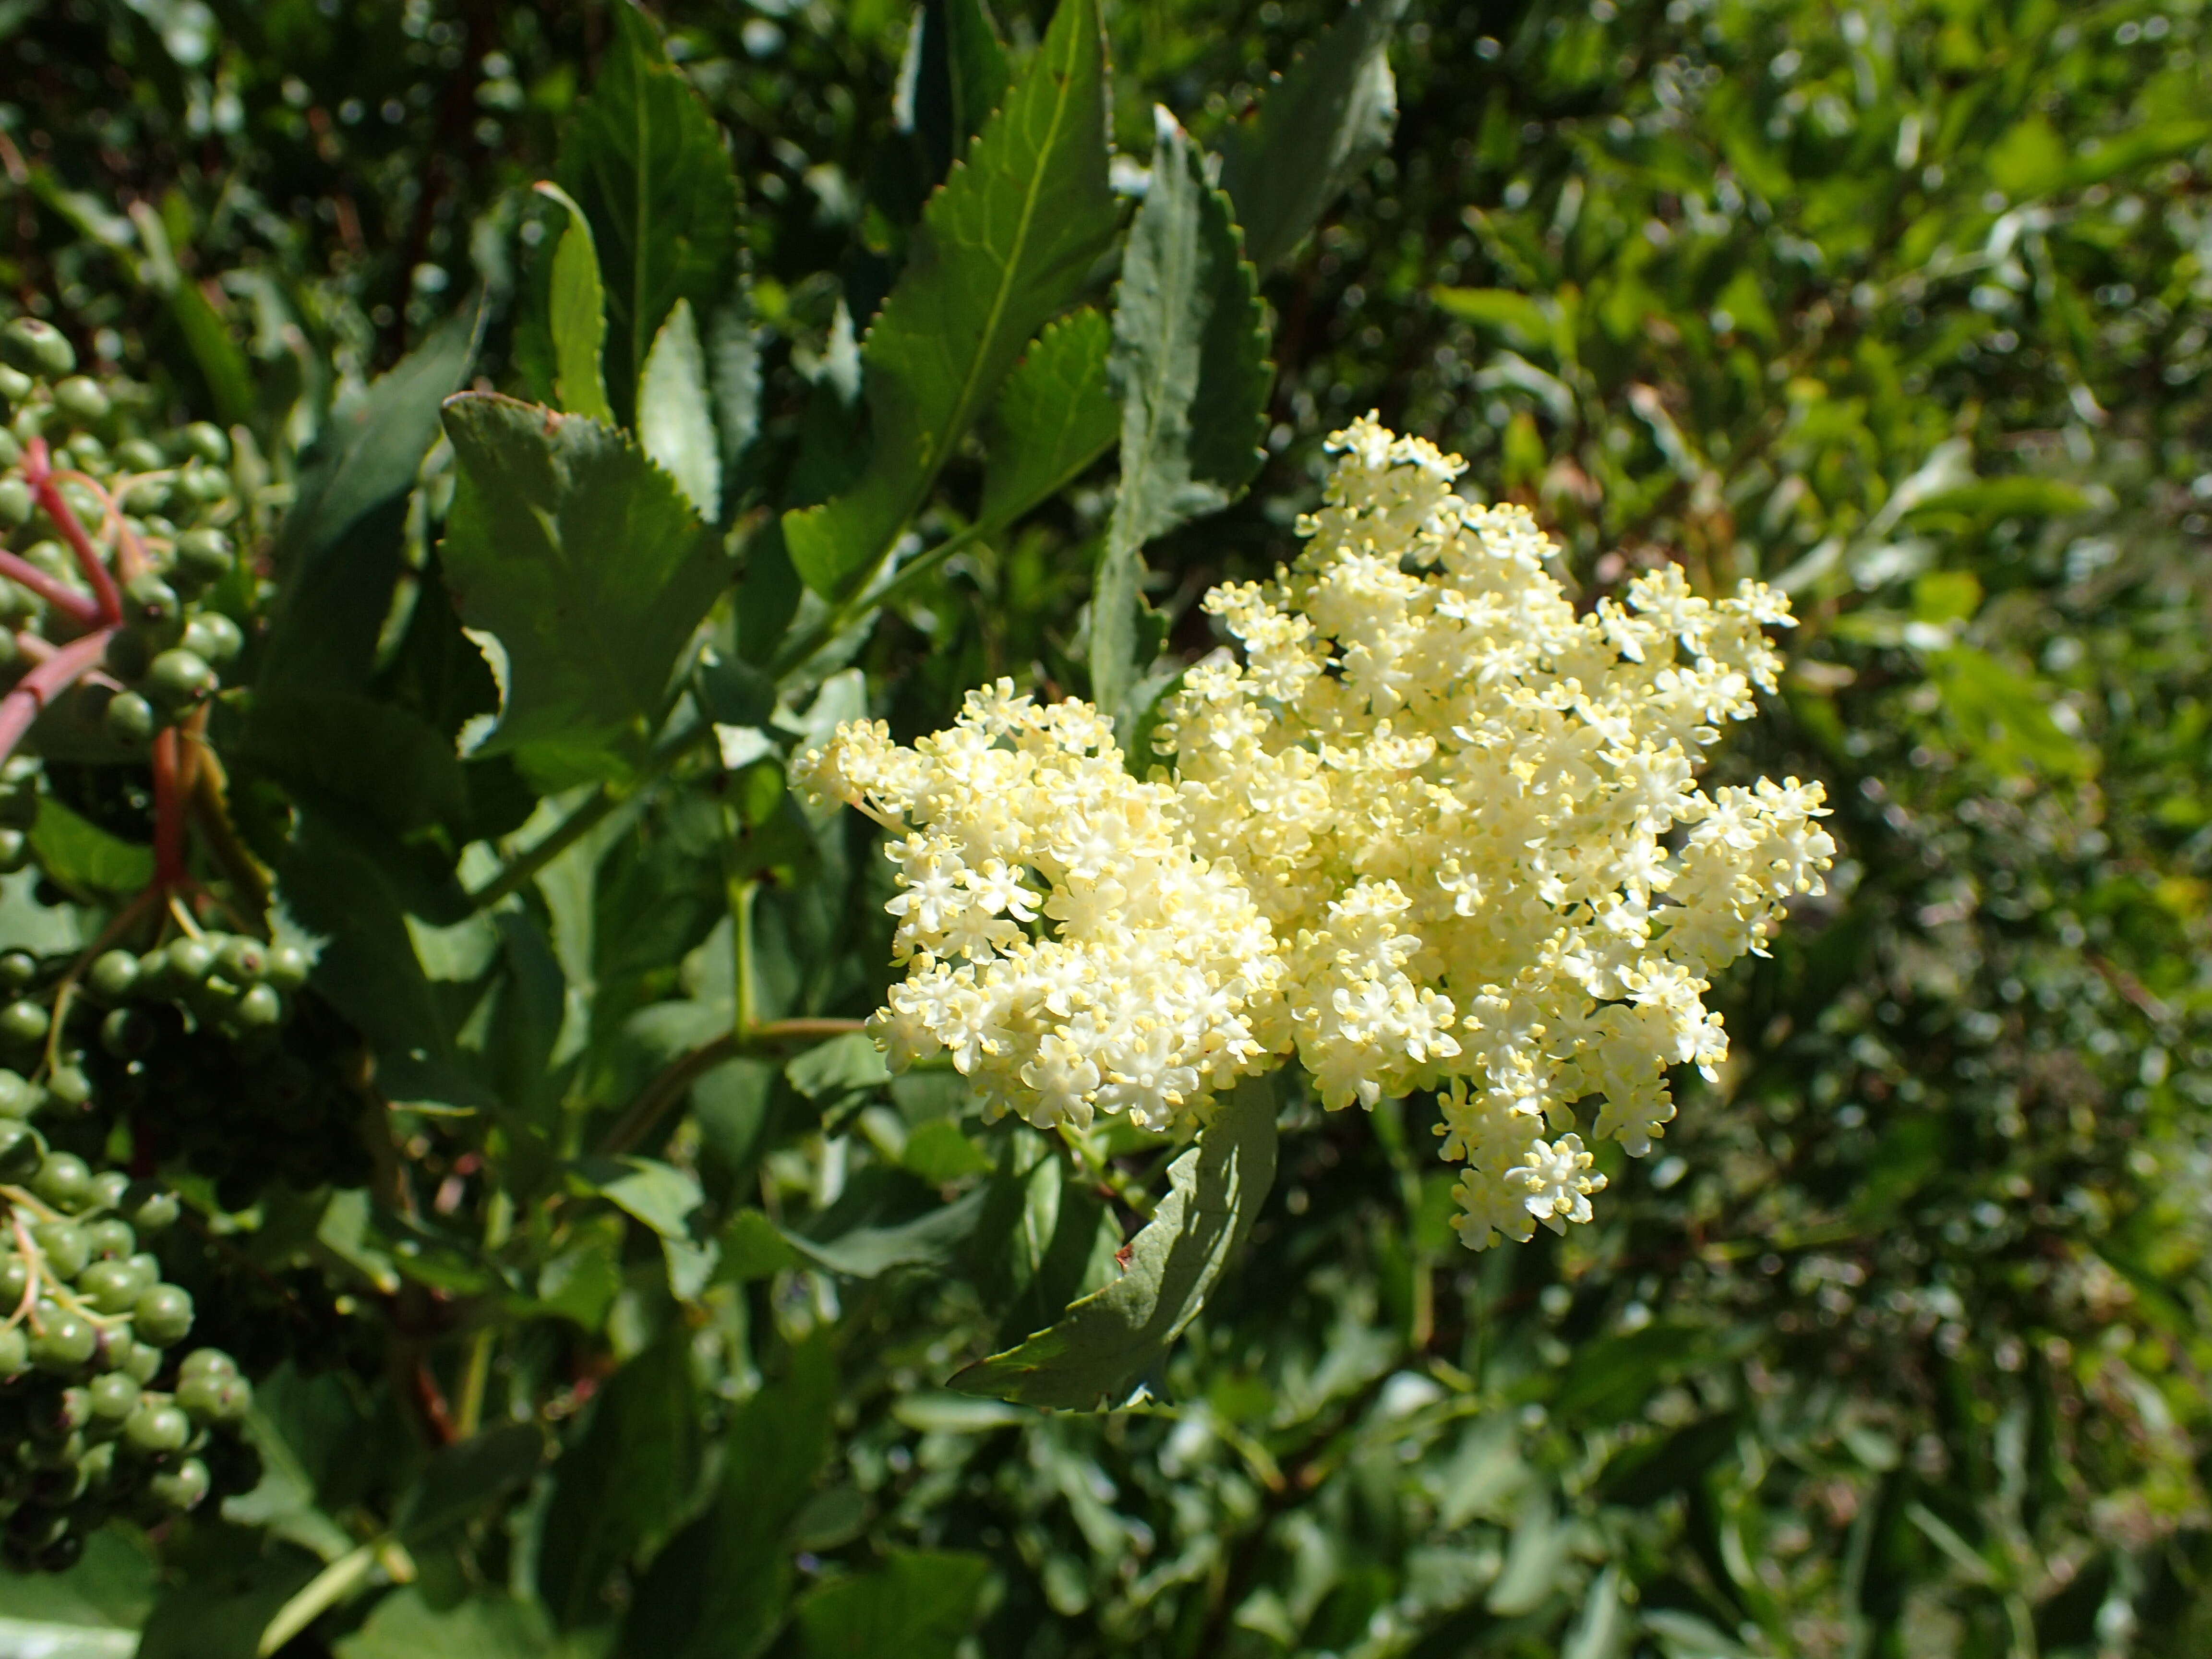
0, 626, 115, 764
150, 728, 189, 889
20, 440, 123, 624
0, 549, 100, 628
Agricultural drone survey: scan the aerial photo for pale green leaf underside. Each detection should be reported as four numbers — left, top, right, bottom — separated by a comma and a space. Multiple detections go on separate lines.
536, 182, 614, 425
638, 298, 722, 520
782, 0, 1115, 600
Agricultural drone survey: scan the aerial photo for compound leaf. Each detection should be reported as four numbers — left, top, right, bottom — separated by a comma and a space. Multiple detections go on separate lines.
979, 306, 1116, 529
781, 0, 1114, 600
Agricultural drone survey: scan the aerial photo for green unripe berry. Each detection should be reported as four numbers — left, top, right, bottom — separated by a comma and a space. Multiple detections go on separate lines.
165, 938, 214, 983
115, 437, 165, 472
31, 1311, 98, 1372
0, 1120, 41, 1179
87, 951, 138, 1001
89, 1169, 129, 1209
216, 938, 268, 983
102, 690, 156, 749
183, 611, 244, 666
1, 319, 75, 379
0, 1252, 27, 1306
0, 999, 47, 1045
32, 1154, 93, 1212
180, 423, 228, 466
150, 1456, 210, 1512
171, 527, 234, 587
0, 1325, 25, 1377
45, 1064, 90, 1107
122, 1341, 161, 1385
88, 1373, 140, 1420
0, 831, 27, 876
0, 951, 36, 990
77, 1260, 142, 1316
0, 478, 30, 529
0, 365, 31, 410
126, 1188, 179, 1235
145, 648, 216, 710
236, 984, 284, 1029
132, 1285, 193, 1347
32, 1221, 89, 1280
181, 465, 231, 505
264, 945, 310, 991
53, 378, 108, 424
123, 571, 180, 630
123, 1402, 190, 1455
84, 1218, 133, 1259
179, 1349, 236, 1383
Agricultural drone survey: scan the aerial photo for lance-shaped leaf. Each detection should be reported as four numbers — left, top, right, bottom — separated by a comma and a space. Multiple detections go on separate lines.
781, 0, 1114, 601
555, 0, 741, 421
1090, 108, 1270, 722
1217, 0, 1408, 274
535, 182, 614, 425
438, 394, 729, 790
978, 307, 1117, 529
637, 298, 722, 520
950, 1073, 1279, 1409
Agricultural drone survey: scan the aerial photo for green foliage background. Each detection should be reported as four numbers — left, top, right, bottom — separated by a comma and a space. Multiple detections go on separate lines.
2, 0, 2211, 1655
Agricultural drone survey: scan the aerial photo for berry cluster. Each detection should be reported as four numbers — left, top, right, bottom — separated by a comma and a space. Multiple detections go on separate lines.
0, 317, 246, 758
0, 1133, 253, 1572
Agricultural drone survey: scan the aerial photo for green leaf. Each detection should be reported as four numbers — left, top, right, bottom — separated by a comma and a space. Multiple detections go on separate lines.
28, 796, 151, 902
260, 311, 478, 693
1433, 286, 1555, 349
337, 1590, 580, 1659
1901, 477, 2090, 524
794, 1550, 991, 1659
166, 277, 255, 431
784, 1030, 891, 1102
1091, 108, 1270, 722
537, 1330, 702, 1630
979, 307, 1117, 529
721, 1207, 803, 1281
572, 1154, 703, 1239
438, 393, 728, 790
637, 298, 721, 520
790, 1171, 991, 1279
1217, 0, 1407, 273
394, 1426, 544, 1545
239, 691, 469, 842
554, 0, 741, 421
781, 0, 1114, 599
535, 182, 614, 426
950, 1073, 1278, 1409
623, 1336, 834, 1659
0, 1529, 155, 1638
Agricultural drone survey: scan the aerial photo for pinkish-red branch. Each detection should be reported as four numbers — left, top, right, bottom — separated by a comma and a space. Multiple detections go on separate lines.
0, 550, 101, 629
0, 626, 116, 765
19, 440, 123, 625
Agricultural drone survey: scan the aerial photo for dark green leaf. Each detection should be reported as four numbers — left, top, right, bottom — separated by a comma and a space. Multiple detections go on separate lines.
781, 0, 1115, 599
1217, 0, 1407, 272
260, 310, 478, 692
336, 1590, 573, 1659
571, 1154, 703, 1239
622, 1336, 833, 1659
438, 393, 728, 790
395, 1425, 544, 1545
1091, 109, 1269, 721
554, 0, 741, 421
794, 1550, 991, 1659
950, 1073, 1278, 1408
537, 1330, 702, 1630
239, 691, 469, 840
790, 1167, 991, 1278
979, 306, 1117, 529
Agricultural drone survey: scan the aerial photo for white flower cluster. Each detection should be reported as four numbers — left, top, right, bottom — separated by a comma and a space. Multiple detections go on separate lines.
798, 416, 1834, 1249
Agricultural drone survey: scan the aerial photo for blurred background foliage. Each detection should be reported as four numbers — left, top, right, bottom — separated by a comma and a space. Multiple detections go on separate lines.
3, 0, 2211, 1656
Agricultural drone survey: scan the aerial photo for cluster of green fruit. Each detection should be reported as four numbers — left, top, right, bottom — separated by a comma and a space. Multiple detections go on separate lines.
0, 1136, 253, 1572
0, 317, 247, 755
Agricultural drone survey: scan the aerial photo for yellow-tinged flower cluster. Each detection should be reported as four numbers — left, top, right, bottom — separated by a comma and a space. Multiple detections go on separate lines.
798, 416, 1834, 1249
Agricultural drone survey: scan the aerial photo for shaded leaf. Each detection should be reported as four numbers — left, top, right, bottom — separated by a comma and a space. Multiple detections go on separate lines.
950, 1073, 1278, 1408
29, 796, 151, 902
438, 393, 728, 790
336, 1589, 573, 1659
394, 1425, 544, 1545
791, 1167, 991, 1278
1217, 0, 1407, 273
794, 1549, 991, 1659
903, 0, 1011, 183
572, 1154, 703, 1239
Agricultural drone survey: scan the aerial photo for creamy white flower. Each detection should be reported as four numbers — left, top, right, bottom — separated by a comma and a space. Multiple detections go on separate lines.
799, 415, 1834, 1250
